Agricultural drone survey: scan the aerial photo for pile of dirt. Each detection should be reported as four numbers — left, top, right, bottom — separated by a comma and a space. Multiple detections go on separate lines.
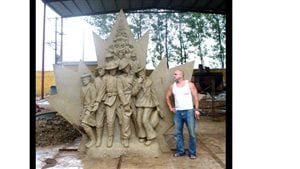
36, 113, 81, 147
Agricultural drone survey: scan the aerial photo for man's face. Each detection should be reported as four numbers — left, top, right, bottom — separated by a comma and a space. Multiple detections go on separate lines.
173, 71, 183, 81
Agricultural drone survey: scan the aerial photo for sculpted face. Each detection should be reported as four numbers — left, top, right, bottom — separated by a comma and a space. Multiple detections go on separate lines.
98, 68, 105, 77
109, 69, 117, 75
123, 65, 131, 74
81, 76, 91, 86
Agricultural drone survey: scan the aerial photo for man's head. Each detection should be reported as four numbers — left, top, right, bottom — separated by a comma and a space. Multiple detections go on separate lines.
173, 70, 185, 82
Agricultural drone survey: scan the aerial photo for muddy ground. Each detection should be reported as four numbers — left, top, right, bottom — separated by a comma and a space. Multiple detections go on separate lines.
36, 112, 81, 147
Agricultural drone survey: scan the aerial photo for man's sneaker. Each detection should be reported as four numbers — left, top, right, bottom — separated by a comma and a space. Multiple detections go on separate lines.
189, 155, 196, 160
173, 152, 185, 157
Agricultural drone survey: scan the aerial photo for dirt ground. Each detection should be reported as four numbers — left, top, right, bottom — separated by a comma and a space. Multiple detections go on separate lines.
36, 112, 81, 147
36, 115, 226, 169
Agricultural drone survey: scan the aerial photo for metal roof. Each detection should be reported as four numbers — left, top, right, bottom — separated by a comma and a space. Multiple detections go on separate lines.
41, 0, 226, 17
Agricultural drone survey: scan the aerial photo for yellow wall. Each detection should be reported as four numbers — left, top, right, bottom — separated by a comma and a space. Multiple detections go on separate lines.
36, 71, 56, 97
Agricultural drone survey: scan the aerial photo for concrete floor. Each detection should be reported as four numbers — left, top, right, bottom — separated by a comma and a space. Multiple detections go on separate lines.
36, 116, 225, 169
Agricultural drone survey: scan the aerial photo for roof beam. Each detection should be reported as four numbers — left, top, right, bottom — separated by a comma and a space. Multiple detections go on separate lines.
100, 0, 106, 11
71, 0, 83, 14
128, 0, 132, 10
178, 0, 186, 6
61, 1, 74, 15
167, 0, 173, 8
85, 0, 94, 13
42, 0, 226, 17
152, 0, 160, 8
114, 0, 119, 11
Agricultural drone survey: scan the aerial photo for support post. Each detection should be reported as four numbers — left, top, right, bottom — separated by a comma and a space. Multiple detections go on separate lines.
60, 17, 63, 65
41, 3, 46, 99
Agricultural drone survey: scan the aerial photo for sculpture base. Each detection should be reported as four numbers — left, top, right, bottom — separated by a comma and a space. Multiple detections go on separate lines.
80, 120, 162, 158
86, 137, 161, 158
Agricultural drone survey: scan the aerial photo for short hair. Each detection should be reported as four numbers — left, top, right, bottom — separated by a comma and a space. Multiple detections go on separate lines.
177, 69, 185, 78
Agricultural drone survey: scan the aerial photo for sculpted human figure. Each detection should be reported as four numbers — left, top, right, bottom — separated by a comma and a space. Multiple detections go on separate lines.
93, 65, 106, 147
94, 62, 123, 148
129, 52, 141, 75
117, 59, 136, 147
80, 73, 97, 148
105, 51, 117, 65
132, 67, 164, 146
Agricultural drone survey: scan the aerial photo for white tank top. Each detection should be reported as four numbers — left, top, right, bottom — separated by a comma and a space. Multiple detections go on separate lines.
172, 80, 194, 110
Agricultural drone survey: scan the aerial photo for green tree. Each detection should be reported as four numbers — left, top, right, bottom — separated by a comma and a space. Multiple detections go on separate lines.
149, 11, 166, 67
185, 13, 210, 67
85, 11, 226, 69
85, 14, 116, 39
169, 13, 189, 65
207, 14, 226, 68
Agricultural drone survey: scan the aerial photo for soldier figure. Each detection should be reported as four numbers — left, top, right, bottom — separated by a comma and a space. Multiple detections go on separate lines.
94, 65, 106, 147
118, 59, 136, 147
133, 67, 164, 146
80, 73, 97, 148
94, 62, 123, 148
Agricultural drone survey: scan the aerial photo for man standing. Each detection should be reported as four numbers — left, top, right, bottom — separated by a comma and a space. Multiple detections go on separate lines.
165, 70, 200, 159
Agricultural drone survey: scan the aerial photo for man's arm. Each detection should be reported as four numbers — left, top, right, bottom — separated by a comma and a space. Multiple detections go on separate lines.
165, 85, 175, 113
189, 81, 200, 119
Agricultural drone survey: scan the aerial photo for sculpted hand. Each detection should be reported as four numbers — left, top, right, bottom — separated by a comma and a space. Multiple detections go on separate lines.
157, 107, 164, 119
93, 102, 99, 109
124, 104, 130, 111
137, 77, 143, 83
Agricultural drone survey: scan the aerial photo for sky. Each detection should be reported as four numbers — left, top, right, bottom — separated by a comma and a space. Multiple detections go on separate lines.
36, 0, 97, 71
35, 0, 211, 71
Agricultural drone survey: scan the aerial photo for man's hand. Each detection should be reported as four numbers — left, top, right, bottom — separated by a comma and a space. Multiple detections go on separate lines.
195, 110, 200, 120
169, 107, 176, 113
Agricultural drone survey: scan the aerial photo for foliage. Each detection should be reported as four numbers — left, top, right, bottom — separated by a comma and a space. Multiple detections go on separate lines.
85, 10, 226, 68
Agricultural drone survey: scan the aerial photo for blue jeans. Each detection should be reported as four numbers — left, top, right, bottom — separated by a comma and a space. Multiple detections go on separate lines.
174, 109, 197, 156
